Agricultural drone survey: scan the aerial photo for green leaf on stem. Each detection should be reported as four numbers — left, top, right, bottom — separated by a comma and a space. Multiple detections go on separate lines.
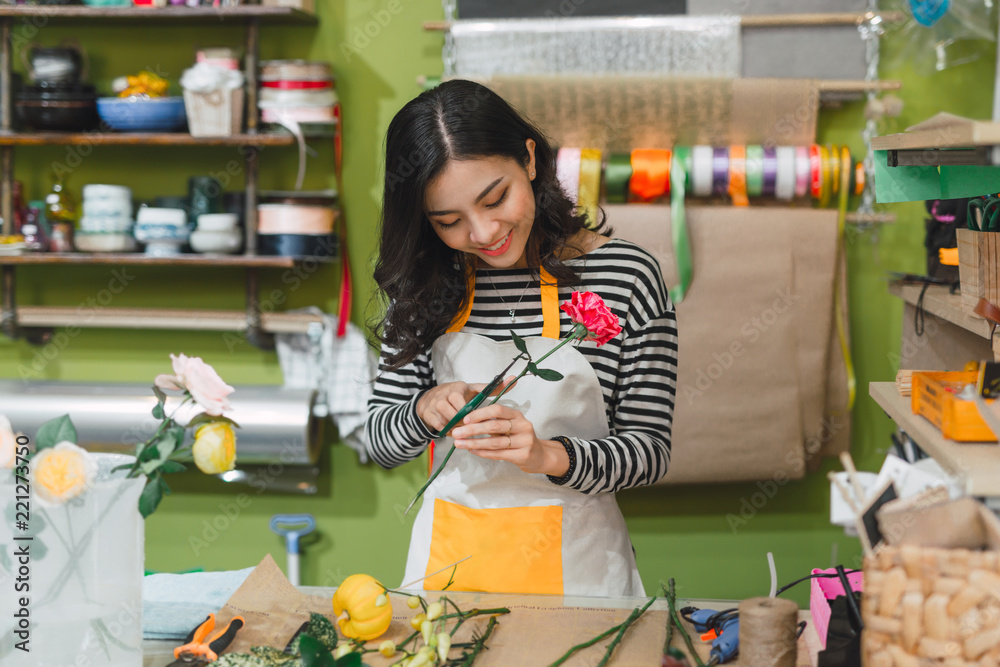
298, 635, 336, 667
511, 331, 527, 354
152, 384, 167, 404
187, 413, 241, 430
525, 361, 538, 375
333, 652, 361, 667
158, 460, 187, 474
110, 463, 132, 473
36, 415, 77, 450
152, 401, 164, 421
533, 368, 564, 381
138, 476, 163, 518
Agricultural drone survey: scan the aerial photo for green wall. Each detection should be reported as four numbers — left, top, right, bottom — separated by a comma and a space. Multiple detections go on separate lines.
1, 2, 995, 608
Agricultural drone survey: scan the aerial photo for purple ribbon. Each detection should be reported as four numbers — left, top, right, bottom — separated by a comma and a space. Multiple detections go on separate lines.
712, 147, 729, 196
762, 147, 778, 197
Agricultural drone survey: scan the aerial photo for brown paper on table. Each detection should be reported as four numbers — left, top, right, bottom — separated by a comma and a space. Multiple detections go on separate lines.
481, 76, 819, 151
214, 554, 334, 655
205, 556, 819, 665
608, 205, 844, 484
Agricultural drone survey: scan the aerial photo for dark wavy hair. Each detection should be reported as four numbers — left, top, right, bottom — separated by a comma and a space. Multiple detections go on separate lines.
371, 79, 609, 370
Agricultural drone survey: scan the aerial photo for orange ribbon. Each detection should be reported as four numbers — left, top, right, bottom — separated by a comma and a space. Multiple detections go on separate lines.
728, 145, 748, 207
629, 149, 671, 201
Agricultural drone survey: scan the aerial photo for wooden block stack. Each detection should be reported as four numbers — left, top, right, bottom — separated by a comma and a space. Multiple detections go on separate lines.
957, 228, 1000, 317
863, 544, 1000, 665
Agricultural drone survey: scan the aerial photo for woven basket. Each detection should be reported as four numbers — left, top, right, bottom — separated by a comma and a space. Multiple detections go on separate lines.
862, 499, 1000, 666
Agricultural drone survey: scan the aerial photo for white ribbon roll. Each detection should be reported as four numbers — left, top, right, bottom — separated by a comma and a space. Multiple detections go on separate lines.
691, 145, 714, 198
774, 146, 796, 201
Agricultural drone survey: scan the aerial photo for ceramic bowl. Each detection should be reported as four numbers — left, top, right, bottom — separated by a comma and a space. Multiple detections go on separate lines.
83, 184, 132, 201
196, 213, 238, 232
189, 230, 242, 254
82, 199, 132, 219
79, 216, 134, 234
136, 207, 188, 227
74, 232, 137, 253
96, 96, 187, 133
133, 223, 189, 243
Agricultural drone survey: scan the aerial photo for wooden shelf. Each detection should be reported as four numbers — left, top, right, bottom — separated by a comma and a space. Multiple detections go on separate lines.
0, 132, 296, 147
889, 282, 994, 339
0, 5, 317, 23
17, 306, 322, 334
0, 253, 334, 268
870, 382, 1000, 496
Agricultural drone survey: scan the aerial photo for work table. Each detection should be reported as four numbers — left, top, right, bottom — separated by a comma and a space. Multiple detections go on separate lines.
142, 588, 822, 666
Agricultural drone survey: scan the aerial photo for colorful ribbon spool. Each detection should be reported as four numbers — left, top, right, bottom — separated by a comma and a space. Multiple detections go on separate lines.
577, 148, 602, 228
712, 147, 730, 197
604, 154, 633, 204
745, 145, 764, 198
556, 147, 582, 203
629, 148, 672, 201
728, 145, 748, 207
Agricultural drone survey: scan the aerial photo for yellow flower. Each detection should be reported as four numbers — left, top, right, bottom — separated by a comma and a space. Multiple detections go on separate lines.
30, 442, 97, 506
191, 422, 236, 475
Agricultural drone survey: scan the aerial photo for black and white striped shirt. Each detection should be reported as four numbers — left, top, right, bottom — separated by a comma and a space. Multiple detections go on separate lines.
365, 238, 678, 494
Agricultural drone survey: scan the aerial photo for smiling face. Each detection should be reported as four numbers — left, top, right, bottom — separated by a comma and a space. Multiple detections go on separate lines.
423, 140, 537, 269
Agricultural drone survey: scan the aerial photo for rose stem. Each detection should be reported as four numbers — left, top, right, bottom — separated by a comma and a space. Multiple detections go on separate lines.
595, 597, 656, 667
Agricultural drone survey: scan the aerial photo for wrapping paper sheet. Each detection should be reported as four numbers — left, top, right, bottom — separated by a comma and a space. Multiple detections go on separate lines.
481, 76, 819, 151
607, 205, 846, 484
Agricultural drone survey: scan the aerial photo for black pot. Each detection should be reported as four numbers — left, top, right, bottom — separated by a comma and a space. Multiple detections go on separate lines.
15, 84, 99, 132
259, 233, 338, 259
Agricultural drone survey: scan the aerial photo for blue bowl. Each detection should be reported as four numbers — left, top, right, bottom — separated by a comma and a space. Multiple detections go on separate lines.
97, 96, 187, 133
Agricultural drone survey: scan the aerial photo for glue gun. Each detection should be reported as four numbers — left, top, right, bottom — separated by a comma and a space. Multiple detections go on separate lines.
681, 607, 740, 665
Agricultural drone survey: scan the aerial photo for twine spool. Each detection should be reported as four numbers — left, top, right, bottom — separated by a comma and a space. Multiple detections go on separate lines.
738, 597, 799, 667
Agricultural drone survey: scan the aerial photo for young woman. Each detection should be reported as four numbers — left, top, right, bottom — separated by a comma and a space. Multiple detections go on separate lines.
365, 79, 678, 598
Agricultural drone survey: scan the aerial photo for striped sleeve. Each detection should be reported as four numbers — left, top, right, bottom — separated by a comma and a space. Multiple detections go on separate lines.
365, 345, 437, 469
553, 243, 677, 494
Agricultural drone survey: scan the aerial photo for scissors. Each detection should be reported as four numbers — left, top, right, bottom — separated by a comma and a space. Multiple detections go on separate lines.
967, 196, 1000, 232
168, 613, 245, 665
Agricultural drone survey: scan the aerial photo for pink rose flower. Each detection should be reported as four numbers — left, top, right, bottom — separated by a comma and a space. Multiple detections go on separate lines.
560, 291, 622, 347
154, 353, 235, 416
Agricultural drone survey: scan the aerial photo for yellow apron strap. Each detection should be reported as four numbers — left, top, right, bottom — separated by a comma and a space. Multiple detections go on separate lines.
446, 265, 561, 337
540, 267, 560, 339
446, 267, 477, 334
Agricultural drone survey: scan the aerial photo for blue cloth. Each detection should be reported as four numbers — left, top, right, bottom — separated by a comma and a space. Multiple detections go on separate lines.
142, 567, 254, 640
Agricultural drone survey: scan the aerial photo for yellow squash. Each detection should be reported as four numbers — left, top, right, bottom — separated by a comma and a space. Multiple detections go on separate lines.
332, 574, 392, 641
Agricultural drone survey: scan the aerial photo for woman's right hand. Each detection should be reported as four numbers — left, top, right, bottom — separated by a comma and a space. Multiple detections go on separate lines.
416, 378, 513, 436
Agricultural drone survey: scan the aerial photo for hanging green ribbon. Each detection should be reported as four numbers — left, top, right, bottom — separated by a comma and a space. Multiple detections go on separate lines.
604, 154, 633, 204
669, 146, 693, 305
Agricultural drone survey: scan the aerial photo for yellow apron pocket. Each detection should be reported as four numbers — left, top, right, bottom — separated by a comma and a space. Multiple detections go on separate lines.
425, 498, 563, 595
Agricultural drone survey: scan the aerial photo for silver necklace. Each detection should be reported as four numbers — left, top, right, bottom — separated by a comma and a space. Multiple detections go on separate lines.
485, 271, 533, 323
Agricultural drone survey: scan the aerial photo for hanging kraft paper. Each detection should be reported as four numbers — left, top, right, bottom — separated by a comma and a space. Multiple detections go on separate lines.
609, 205, 848, 484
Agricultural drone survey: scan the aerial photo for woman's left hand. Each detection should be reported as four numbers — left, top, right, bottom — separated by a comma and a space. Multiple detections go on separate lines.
450, 403, 565, 476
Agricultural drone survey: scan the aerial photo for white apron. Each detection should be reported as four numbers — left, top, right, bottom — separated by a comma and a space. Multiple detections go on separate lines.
402, 268, 644, 597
